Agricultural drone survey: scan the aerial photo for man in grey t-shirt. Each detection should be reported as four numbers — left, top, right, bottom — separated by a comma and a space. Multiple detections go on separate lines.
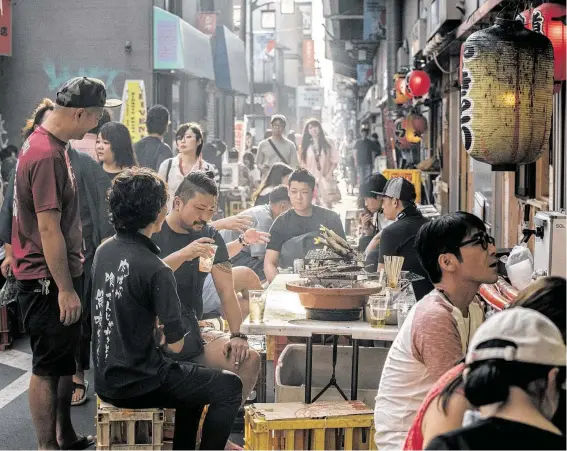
256, 114, 299, 177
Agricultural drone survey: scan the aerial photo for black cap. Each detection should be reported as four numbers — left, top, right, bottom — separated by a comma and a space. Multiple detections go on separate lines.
362, 172, 388, 198
374, 177, 416, 202
56, 77, 122, 109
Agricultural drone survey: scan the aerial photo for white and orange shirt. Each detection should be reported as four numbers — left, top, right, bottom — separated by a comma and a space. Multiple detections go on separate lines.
374, 289, 484, 451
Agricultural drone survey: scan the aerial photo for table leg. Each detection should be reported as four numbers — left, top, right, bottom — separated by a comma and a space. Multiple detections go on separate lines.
351, 339, 359, 400
305, 336, 313, 404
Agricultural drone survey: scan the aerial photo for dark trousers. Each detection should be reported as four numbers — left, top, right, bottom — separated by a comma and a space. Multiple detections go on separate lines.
99, 362, 242, 450
75, 258, 93, 372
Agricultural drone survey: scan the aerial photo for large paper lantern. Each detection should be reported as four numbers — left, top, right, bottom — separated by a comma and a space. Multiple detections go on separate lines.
394, 118, 411, 149
460, 18, 554, 171
393, 73, 411, 104
517, 8, 533, 30
410, 113, 428, 136
532, 3, 566, 82
406, 70, 431, 97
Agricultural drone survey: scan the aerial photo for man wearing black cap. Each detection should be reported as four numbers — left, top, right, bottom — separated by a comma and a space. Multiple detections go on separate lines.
12, 77, 121, 449
359, 172, 392, 271
375, 177, 433, 300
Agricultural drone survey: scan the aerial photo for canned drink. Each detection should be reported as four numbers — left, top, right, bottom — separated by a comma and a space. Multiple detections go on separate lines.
293, 259, 305, 273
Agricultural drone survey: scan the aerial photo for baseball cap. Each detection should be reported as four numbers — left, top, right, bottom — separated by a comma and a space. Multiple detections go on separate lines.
56, 77, 122, 109
466, 308, 566, 368
374, 177, 416, 202
271, 114, 287, 126
363, 173, 388, 198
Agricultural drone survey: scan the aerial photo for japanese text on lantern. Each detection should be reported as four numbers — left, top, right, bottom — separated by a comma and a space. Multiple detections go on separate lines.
119, 80, 147, 143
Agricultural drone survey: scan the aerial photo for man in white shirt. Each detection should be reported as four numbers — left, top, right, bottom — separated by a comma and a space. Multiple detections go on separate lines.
374, 212, 499, 450
256, 114, 299, 177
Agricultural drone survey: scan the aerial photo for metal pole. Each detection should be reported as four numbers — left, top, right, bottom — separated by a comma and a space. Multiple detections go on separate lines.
249, 0, 255, 109
305, 336, 313, 403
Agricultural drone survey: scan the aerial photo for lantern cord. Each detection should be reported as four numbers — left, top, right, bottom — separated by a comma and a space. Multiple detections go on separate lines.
433, 53, 458, 75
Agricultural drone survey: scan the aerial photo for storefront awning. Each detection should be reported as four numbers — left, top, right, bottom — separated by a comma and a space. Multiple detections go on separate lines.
212, 25, 249, 96
153, 7, 215, 81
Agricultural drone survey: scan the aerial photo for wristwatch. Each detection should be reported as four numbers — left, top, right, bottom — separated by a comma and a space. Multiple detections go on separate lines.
230, 332, 248, 341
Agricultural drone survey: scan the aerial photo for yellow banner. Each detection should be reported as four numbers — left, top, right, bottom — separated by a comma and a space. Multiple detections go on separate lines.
119, 80, 147, 143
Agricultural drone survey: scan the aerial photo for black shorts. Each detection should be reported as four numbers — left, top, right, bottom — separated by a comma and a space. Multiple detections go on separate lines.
17, 276, 83, 377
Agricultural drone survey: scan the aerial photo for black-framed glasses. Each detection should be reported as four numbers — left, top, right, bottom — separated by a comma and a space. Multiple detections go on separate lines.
457, 232, 495, 250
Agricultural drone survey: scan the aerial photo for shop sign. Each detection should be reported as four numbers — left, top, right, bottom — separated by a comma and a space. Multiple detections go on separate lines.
197, 13, 217, 35
363, 0, 386, 41
0, 0, 12, 57
297, 1, 312, 36
303, 39, 315, 76
234, 120, 245, 153
119, 80, 148, 144
297, 86, 323, 108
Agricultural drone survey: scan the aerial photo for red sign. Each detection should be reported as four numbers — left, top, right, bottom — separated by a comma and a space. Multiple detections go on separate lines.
303, 39, 315, 76
197, 13, 217, 35
0, 0, 12, 57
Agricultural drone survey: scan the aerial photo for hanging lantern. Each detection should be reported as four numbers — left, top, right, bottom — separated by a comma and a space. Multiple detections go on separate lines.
410, 113, 428, 136
517, 8, 534, 30
393, 73, 411, 104
532, 3, 566, 82
406, 70, 431, 97
394, 117, 411, 149
461, 18, 554, 171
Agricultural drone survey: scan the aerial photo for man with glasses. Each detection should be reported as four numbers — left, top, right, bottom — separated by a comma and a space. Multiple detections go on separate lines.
374, 177, 433, 300
256, 114, 299, 178
374, 211, 498, 451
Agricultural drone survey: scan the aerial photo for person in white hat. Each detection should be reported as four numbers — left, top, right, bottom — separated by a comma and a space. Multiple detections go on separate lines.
427, 307, 566, 450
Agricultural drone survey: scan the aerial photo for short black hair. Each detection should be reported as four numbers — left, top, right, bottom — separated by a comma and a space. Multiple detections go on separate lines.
371, 133, 378, 140
108, 167, 167, 233
99, 121, 138, 168
175, 122, 204, 157
0, 145, 17, 162
146, 105, 170, 135
288, 167, 316, 191
175, 170, 218, 202
415, 211, 487, 283
242, 152, 255, 166
88, 109, 111, 135
269, 185, 290, 204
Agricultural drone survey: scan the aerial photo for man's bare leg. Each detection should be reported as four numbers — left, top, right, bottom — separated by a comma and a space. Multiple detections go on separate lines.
28, 374, 59, 450
56, 375, 79, 448
232, 267, 262, 319
193, 336, 261, 405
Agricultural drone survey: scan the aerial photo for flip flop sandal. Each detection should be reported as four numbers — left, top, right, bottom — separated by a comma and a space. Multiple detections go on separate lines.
71, 380, 89, 406
60, 434, 95, 450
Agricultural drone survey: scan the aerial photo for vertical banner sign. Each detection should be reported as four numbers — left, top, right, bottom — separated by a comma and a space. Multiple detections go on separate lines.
0, 0, 12, 56
298, 2, 313, 36
303, 40, 315, 76
197, 13, 217, 35
120, 80, 148, 144
363, 0, 386, 40
234, 120, 245, 153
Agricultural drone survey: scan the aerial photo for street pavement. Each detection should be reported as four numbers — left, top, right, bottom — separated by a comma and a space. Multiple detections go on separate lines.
0, 177, 359, 449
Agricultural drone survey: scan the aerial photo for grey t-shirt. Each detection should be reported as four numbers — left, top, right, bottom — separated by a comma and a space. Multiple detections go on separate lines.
256, 137, 299, 176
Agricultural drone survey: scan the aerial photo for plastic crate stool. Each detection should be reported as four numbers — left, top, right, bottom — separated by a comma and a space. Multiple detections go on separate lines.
244, 401, 377, 450
96, 400, 164, 450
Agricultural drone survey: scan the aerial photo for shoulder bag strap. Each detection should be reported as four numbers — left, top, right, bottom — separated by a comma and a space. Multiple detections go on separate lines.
268, 139, 288, 165
165, 158, 173, 184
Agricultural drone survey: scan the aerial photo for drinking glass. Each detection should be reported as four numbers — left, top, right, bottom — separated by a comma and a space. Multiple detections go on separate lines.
368, 290, 391, 328
249, 290, 266, 324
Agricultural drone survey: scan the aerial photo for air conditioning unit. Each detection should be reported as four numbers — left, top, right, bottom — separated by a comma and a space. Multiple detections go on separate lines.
410, 19, 428, 58
427, 0, 464, 40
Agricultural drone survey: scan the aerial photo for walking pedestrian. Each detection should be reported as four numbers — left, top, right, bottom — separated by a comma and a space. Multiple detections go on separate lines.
134, 105, 173, 171
12, 76, 121, 449
95, 121, 138, 180
354, 129, 379, 191
256, 115, 298, 178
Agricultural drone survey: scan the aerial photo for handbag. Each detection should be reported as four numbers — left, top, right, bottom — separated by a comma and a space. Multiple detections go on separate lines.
320, 175, 342, 204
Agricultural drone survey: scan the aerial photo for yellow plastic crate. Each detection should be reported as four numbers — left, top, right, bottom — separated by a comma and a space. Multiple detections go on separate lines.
244, 401, 377, 450
382, 169, 422, 203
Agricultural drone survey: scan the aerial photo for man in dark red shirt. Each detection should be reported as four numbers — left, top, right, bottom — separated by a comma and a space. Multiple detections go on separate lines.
12, 77, 121, 450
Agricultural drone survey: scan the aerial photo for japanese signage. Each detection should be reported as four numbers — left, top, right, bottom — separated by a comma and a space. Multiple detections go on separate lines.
234, 120, 245, 153
0, 0, 12, 57
197, 13, 217, 35
303, 39, 315, 77
119, 80, 148, 144
363, 0, 386, 41
297, 1, 312, 36
297, 86, 324, 108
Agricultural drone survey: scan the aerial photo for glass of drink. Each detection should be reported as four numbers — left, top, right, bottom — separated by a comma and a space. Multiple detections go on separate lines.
249, 290, 266, 324
368, 290, 391, 328
199, 244, 218, 273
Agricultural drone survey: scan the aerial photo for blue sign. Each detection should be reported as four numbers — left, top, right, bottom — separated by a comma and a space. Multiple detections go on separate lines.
357, 64, 373, 86
363, 0, 386, 41
213, 26, 249, 96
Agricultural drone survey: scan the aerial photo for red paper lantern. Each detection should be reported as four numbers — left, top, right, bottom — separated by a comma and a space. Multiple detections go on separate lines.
406, 70, 431, 97
394, 118, 412, 149
532, 3, 566, 82
517, 8, 533, 30
410, 113, 428, 135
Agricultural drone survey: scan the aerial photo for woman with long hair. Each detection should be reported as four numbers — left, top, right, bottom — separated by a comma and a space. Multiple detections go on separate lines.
404, 277, 567, 450
300, 118, 340, 208
96, 122, 138, 180
21, 98, 55, 142
252, 162, 292, 206
158, 122, 219, 210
